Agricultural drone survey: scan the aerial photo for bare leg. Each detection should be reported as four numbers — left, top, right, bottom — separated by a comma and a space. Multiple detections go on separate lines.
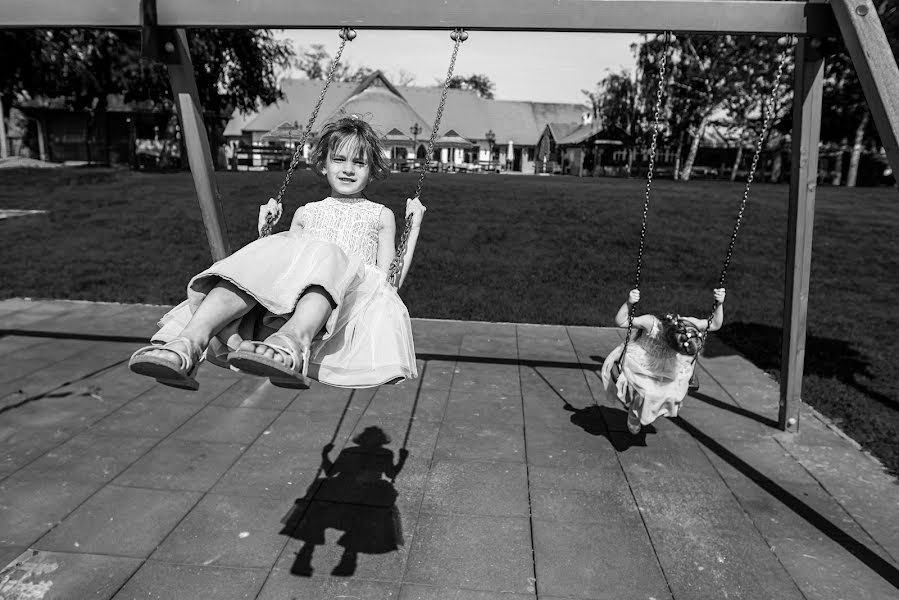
146, 280, 256, 361
237, 285, 334, 363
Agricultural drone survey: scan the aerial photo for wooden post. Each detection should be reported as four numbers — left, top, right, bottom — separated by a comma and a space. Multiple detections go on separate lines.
831, 0, 899, 184
165, 28, 231, 261
780, 38, 825, 433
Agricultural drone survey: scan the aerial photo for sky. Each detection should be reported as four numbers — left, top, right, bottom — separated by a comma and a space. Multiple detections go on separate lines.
275, 30, 642, 106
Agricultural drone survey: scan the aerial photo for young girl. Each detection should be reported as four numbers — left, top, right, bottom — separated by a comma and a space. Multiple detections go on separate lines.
129, 116, 425, 390
600, 288, 726, 434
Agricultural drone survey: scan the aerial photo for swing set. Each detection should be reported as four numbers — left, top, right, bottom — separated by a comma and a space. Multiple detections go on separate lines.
4, 0, 898, 433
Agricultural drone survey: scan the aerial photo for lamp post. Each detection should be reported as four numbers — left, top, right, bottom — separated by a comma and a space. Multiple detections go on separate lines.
410, 122, 421, 167
485, 129, 495, 171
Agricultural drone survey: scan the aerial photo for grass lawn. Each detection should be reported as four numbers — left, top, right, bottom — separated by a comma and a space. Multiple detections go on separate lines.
1, 167, 897, 474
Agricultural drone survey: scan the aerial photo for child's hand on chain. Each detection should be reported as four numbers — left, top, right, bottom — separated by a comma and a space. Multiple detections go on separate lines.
406, 197, 426, 229
713, 288, 726, 304
258, 198, 282, 235
627, 289, 641, 305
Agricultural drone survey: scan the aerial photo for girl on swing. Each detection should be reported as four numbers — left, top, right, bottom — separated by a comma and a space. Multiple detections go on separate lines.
600, 287, 726, 434
129, 116, 424, 390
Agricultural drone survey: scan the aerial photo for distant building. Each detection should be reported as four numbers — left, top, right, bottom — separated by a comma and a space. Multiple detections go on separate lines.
225, 72, 587, 174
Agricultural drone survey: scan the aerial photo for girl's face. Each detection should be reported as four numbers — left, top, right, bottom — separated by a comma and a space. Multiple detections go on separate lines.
322, 135, 371, 198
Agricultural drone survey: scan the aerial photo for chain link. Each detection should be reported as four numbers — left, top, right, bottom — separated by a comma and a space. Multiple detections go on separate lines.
259, 28, 355, 238
696, 38, 792, 356
387, 28, 466, 288
618, 32, 672, 373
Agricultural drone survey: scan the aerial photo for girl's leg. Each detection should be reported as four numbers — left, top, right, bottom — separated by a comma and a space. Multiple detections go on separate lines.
237, 285, 334, 362
146, 280, 256, 361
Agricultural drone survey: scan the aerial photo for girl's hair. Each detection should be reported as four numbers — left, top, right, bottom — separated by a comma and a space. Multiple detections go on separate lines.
660, 314, 703, 356
309, 116, 391, 180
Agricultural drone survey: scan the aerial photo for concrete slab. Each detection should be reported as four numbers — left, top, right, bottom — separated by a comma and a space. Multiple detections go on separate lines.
257, 570, 399, 600
0, 549, 141, 600
0, 475, 101, 546
171, 405, 281, 444
23, 431, 158, 483
111, 561, 267, 599
112, 439, 246, 492
421, 460, 529, 517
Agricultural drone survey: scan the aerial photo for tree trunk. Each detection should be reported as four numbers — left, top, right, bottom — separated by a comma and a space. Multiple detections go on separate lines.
769, 148, 783, 183
832, 139, 847, 186
673, 131, 685, 181
0, 95, 8, 159
846, 110, 870, 188
730, 139, 744, 182
680, 114, 711, 181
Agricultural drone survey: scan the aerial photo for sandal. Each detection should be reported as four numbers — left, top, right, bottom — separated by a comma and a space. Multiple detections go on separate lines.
129, 337, 203, 391
226, 332, 311, 389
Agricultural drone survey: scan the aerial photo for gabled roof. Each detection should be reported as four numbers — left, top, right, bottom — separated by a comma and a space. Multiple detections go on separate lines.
545, 122, 583, 142
234, 78, 588, 147
557, 124, 630, 146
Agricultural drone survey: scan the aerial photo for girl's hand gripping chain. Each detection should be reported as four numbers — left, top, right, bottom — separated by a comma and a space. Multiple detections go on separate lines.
713, 287, 726, 304
406, 197, 427, 229
258, 198, 283, 237
627, 289, 641, 306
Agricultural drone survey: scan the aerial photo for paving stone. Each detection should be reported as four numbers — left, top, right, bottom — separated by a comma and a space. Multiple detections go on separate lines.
347, 411, 442, 457
364, 385, 449, 424
24, 431, 158, 483
287, 378, 355, 408
433, 419, 525, 463
525, 424, 620, 469
398, 584, 535, 599
152, 493, 290, 568
421, 460, 529, 517
404, 513, 533, 593
212, 443, 326, 499
565, 324, 622, 365
417, 359, 457, 392
617, 434, 724, 490
779, 439, 899, 562
516, 324, 577, 362
0, 425, 71, 478
211, 376, 299, 409
91, 395, 201, 437
16, 302, 134, 337
112, 439, 246, 491
532, 520, 669, 600
528, 466, 641, 525
521, 365, 594, 410
172, 405, 280, 444
72, 364, 158, 407
450, 362, 521, 396
0, 549, 141, 600
634, 487, 805, 600
35, 485, 200, 557
257, 405, 363, 450
460, 331, 518, 360
0, 334, 53, 358
0, 476, 100, 545
111, 561, 266, 599
0, 300, 75, 329
276, 497, 420, 581
135, 374, 237, 406
0, 338, 90, 385
443, 391, 523, 425
257, 570, 399, 600
0, 298, 38, 315
0, 545, 26, 568
410, 318, 467, 355
521, 390, 584, 431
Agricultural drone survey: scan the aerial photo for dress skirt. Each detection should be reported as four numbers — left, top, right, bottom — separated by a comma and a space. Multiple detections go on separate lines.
600, 342, 693, 427
153, 229, 418, 388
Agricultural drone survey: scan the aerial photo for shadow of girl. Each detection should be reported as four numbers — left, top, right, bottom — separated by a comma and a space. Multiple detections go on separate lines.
285, 426, 408, 577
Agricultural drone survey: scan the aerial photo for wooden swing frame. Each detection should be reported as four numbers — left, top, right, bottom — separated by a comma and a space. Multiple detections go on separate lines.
4, 0, 898, 433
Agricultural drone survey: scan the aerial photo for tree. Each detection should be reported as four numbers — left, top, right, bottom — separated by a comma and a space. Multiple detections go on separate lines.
583, 68, 641, 169
447, 74, 495, 99
0, 28, 293, 164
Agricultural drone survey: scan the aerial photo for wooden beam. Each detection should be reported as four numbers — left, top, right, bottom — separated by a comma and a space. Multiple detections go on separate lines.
167, 29, 231, 262
780, 39, 825, 433
830, 0, 899, 183
0, 0, 839, 36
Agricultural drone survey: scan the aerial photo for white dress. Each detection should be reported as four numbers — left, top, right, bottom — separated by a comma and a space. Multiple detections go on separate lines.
154, 197, 418, 388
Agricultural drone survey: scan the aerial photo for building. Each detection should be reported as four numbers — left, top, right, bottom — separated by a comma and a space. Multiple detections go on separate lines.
225, 72, 587, 174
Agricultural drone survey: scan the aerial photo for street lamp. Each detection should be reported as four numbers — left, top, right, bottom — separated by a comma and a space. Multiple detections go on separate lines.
485, 129, 495, 170
410, 123, 422, 166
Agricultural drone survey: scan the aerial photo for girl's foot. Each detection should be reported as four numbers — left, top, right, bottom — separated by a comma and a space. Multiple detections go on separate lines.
129, 337, 204, 390
227, 332, 311, 389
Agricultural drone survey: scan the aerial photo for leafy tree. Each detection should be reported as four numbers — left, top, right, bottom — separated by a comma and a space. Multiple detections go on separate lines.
447, 74, 495, 99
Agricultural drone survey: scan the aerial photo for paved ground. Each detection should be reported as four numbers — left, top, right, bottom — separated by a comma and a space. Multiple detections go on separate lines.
0, 298, 897, 600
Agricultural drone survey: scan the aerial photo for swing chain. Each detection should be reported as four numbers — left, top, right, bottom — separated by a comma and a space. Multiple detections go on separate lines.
618, 31, 672, 371
260, 27, 356, 238
697, 39, 791, 351
387, 28, 467, 288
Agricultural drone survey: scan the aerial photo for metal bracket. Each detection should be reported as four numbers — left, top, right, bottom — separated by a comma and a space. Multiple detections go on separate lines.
141, 0, 180, 64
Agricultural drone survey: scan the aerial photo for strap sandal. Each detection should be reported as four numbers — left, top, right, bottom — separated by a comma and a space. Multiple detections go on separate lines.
129, 337, 203, 391
227, 332, 311, 389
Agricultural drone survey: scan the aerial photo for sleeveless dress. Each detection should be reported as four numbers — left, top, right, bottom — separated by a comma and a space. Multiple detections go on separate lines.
600, 317, 694, 427
153, 197, 418, 388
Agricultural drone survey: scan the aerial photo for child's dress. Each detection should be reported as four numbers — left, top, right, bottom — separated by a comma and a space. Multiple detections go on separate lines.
600, 317, 694, 426
153, 196, 418, 388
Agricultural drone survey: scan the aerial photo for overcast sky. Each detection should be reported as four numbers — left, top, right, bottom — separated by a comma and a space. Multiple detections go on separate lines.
275, 30, 642, 105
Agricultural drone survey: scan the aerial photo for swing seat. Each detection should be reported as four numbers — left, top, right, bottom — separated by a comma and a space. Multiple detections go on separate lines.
227, 332, 311, 389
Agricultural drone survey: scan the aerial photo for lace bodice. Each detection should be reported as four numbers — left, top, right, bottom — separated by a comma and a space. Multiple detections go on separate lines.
299, 197, 383, 266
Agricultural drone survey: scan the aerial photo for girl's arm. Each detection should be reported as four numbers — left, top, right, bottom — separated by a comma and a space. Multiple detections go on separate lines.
394, 198, 427, 289
613, 289, 655, 333
376, 206, 397, 275
683, 288, 726, 331
289, 207, 305, 231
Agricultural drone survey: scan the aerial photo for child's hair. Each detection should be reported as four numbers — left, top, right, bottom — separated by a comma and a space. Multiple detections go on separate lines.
660, 314, 703, 356
310, 116, 391, 180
